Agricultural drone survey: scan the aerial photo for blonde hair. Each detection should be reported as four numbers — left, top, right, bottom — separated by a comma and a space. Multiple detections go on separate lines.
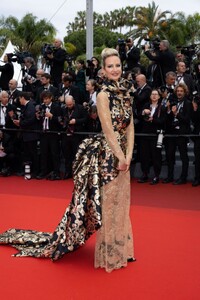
101, 48, 120, 67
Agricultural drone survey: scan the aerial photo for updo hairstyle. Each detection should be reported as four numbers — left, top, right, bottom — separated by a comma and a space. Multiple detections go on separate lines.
101, 48, 120, 68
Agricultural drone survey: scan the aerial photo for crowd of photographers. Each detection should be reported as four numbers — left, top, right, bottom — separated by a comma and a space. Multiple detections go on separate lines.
0, 37, 200, 186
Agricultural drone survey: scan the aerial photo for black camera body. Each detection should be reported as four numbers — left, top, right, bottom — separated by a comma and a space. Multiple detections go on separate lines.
58, 115, 70, 129
142, 37, 160, 51
193, 91, 200, 105
41, 43, 56, 60
143, 112, 151, 120
7, 51, 32, 64
169, 97, 178, 107
117, 38, 126, 61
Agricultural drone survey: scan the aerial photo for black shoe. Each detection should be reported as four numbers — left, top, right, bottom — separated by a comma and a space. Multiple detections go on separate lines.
36, 173, 46, 180
48, 172, 61, 181
150, 177, 159, 185
137, 175, 148, 183
127, 258, 136, 262
192, 179, 200, 187
173, 178, 187, 185
162, 177, 173, 184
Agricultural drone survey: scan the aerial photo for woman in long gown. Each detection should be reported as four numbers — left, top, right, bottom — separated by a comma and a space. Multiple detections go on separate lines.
0, 48, 135, 273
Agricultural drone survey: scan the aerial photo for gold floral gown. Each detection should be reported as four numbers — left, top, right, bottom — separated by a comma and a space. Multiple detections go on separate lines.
0, 79, 135, 273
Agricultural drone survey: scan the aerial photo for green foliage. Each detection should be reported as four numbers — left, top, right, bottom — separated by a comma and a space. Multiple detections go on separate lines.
64, 26, 125, 57
0, 13, 56, 60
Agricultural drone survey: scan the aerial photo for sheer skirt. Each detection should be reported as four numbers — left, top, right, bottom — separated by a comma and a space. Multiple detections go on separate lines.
95, 171, 134, 273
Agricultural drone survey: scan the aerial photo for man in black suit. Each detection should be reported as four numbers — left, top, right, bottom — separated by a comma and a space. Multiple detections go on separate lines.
8, 79, 21, 108
13, 92, 39, 177
0, 90, 17, 129
58, 75, 82, 106
46, 38, 67, 88
21, 57, 37, 92
131, 74, 152, 162
60, 95, 88, 179
175, 61, 195, 99
0, 54, 14, 91
124, 38, 141, 72
36, 91, 62, 180
144, 40, 176, 87
35, 73, 59, 105
163, 83, 192, 184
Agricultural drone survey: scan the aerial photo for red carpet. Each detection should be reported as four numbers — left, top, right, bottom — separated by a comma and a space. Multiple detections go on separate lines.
0, 176, 200, 300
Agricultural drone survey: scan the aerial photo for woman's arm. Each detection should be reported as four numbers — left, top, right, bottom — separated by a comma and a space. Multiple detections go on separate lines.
96, 91, 127, 169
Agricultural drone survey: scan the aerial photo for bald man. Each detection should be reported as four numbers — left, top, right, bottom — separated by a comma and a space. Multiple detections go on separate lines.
46, 38, 67, 88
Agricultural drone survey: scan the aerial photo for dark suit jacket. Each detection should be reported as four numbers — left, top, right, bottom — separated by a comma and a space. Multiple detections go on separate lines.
0, 103, 16, 129
133, 84, 152, 116
36, 85, 59, 104
145, 49, 176, 84
166, 97, 192, 134
8, 89, 21, 107
20, 101, 39, 141
39, 102, 62, 132
140, 102, 167, 134
0, 62, 14, 90
126, 46, 140, 71
61, 104, 88, 132
182, 73, 195, 96
59, 85, 83, 105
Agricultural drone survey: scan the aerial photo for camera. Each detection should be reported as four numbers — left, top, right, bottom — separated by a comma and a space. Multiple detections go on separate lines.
159, 85, 168, 93
142, 37, 160, 51
7, 51, 32, 64
23, 72, 36, 83
169, 97, 178, 107
41, 43, 55, 59
157, 130, 164, 148
192, 91, 200, 105
117, 38, 126, 62
143, 112, 151, 120
58, 116, 70, 129
35, 105, 45, 119
176, 44, 197, 58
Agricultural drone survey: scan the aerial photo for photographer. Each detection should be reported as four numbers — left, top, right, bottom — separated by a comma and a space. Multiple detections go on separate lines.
58, 75, 82, 106
144, 40, 176, 87
124, 38, 141, 72
163, 83, 192, 184
45, 38, 67, 88
191, 93, 200, 186
175, 61, 195, 99
13, 92, 39, 178
22, 57, 37, 92
86, 57, 101, 80
138, 89, 167, 184
60, 95, 88, 179
0, 54, 14, 91
36, 91, 62, 180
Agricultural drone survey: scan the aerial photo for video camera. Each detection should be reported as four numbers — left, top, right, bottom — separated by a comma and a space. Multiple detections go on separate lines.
176, 44, 197, 59
41, 43, 55, 60
7, 51, 32, 64
117, 38, 126, 62
142, 37, 160, 51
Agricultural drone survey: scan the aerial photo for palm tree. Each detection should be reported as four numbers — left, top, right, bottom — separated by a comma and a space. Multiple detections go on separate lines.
76, 11, 86, 30
130, 1, 172, 45
0, 13, 56, 59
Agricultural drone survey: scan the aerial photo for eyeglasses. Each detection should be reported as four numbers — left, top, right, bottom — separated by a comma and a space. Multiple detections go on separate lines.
151, 93, 159, 95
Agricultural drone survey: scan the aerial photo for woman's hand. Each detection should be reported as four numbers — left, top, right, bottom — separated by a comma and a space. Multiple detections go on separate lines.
117, 158, 128, 172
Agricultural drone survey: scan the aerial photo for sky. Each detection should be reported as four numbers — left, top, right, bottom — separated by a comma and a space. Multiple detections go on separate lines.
1, 0, 200, 40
